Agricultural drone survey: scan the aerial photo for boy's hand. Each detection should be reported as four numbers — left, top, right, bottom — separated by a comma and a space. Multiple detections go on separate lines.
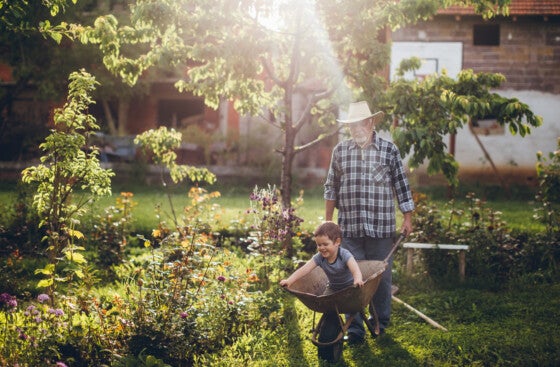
354, 279, 364, 287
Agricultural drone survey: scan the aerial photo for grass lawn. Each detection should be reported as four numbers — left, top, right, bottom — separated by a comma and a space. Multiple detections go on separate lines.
82, 181, 544, 234
259, 281, 560, 367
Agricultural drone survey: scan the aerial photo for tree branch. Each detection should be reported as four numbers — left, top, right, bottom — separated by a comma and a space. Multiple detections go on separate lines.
294, 125, 342, 154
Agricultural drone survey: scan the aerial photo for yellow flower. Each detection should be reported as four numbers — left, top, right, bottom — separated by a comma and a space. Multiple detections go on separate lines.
152, 229, 162, 238
247, 273, 259, 283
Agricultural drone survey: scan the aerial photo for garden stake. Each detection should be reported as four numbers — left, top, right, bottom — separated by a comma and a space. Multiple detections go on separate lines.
392, 295, 448, 331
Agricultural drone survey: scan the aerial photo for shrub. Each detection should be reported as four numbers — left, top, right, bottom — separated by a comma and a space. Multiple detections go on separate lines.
91, 192, 137, 279
535, 138, 560, 233
0, 292, 112, 366
409, 191, 557, 284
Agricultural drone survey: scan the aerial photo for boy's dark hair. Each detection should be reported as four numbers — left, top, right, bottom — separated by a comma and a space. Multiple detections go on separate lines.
314, 221, 342, 242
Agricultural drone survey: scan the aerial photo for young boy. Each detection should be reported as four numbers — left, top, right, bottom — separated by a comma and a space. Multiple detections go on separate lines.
280, 221, 364, 294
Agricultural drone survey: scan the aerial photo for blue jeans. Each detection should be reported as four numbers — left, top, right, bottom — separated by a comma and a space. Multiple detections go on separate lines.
341, 236, 394, 338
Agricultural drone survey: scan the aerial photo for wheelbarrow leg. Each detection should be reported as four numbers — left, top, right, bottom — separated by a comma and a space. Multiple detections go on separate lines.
363, 300, 381, 337
313, 311, 344, 363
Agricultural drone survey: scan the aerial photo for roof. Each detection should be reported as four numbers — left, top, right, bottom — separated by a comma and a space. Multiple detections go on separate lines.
438, 0, 560, 16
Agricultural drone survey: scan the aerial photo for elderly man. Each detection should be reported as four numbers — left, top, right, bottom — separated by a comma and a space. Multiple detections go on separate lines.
324, 100, 415, 343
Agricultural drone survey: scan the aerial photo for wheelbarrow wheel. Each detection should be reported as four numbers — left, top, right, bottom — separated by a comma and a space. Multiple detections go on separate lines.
317, 311, 343, 363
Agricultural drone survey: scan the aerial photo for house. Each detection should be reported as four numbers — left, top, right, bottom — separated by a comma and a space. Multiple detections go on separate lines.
390, 0, 560, 186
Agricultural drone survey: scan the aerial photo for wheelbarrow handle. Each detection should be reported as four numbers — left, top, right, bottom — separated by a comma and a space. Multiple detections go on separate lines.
383, 231, 407, 263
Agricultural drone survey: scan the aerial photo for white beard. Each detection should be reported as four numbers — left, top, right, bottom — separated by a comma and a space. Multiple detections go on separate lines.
351, 126, 372, 147
353, 133, 369, 145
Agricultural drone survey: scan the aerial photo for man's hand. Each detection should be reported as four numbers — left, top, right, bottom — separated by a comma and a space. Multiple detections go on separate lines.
401, 211, 413, 236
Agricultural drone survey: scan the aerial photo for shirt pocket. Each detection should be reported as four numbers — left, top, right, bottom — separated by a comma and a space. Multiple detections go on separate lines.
371, 164, 391, 185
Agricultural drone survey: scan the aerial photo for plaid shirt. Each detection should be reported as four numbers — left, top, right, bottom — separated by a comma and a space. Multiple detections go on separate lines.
324, 132, 415, 238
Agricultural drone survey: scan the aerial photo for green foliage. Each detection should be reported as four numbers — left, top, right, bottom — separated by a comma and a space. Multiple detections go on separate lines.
114, 349, 171, 367
134, 126, 216, 185
91, 191, 137, 279
21, 70, 114, 298
408, 190, 558, 285
389, 65, 542, 186
111, 210, 281, 365
0, 292, 112, 366
534, 138, 560, 233
63, 0, 532, 207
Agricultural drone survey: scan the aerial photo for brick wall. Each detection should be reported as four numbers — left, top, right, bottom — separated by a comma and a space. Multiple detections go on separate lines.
392, 15, 560, 94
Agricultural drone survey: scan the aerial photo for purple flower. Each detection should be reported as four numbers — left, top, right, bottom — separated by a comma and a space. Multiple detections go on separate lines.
48, 308, 64, 316
56, 362, 68, 367
179, 311, 188, 319
17, 327, 27, 340
0, 293, 17, 309
217, 275, 226, 282
37, 294, 50, 303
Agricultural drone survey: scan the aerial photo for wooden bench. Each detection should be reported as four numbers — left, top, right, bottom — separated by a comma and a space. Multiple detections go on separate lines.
403, 243, 470, 281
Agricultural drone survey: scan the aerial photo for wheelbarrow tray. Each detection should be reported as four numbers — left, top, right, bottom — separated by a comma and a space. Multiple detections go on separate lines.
285, 260, 386, 314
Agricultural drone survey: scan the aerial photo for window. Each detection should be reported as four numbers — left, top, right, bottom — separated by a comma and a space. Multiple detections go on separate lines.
473, 24, 500, 46
471, 116, 504, 136
157, 99, 205, 129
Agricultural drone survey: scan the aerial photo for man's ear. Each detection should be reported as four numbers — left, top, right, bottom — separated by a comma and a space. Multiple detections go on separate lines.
335, 238, 342, 246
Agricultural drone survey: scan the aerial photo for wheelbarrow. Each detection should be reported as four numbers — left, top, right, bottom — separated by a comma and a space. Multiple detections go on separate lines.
283, 232, 405, 362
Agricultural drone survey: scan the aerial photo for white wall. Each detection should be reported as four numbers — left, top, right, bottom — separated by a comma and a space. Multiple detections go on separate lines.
453, 90, 559, 170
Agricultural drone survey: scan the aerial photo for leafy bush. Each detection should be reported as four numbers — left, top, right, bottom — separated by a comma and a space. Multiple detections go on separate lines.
91, 192, 137, 279
409, 191, 558, 285
535, 138, 560, 233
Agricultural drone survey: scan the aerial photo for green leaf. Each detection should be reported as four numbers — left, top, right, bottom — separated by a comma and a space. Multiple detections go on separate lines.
65, 251, 87, 264
49, 31, 63, 44
35, 264, 55, 275
37, 279, 54, 288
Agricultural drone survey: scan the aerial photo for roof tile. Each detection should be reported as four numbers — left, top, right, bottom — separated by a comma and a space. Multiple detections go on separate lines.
438, 0, 560, 16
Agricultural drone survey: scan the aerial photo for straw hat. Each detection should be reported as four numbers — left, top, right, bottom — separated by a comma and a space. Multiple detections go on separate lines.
337, 101, 385, 124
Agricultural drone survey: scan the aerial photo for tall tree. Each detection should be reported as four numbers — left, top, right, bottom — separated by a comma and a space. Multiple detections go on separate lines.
15, 0, 542, 208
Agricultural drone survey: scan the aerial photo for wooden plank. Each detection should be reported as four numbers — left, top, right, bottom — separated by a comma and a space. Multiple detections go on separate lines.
403, 243, 469, 281
403, 243, 469, 251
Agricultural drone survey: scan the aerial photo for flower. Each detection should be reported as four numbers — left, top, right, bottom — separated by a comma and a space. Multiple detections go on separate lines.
56, 362, 68, 367
48, 308, 64, 316
37, 293, 50, 303
217, 275, 226, 282
0, 293, 17, 310
247, 273, 260, 283
180, 311, 188, 319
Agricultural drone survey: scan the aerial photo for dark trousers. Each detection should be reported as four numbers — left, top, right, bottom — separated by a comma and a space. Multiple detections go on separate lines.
341, 236, 394, 337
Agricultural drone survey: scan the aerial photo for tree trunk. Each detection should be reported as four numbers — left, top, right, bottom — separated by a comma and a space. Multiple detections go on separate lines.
117, 99, 129, 136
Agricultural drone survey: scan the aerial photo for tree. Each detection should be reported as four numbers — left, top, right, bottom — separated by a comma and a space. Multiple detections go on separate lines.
10, 0, 541, 209
388, 59, 541, 187
63, 0, 540, 207
0, 0, 149, 159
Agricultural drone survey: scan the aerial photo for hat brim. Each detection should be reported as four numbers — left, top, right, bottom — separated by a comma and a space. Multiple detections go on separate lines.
337, 111, 385, 124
